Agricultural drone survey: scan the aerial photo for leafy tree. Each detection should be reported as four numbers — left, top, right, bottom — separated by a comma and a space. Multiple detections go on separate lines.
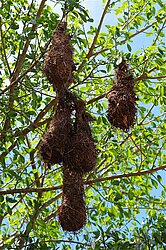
0, 0, 166, 249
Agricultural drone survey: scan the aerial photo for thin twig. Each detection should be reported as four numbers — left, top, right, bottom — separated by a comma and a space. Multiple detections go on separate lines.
128, 134, 146, 157
138, 97, 160, 125
25, 135, 40, 187
122, 1, 150, 30
92, 21, 157, 57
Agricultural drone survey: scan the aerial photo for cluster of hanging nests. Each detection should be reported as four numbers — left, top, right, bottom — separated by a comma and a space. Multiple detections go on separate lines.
39, 19, 137, 232
39, 19, 97, 232
107, 59, 137, 130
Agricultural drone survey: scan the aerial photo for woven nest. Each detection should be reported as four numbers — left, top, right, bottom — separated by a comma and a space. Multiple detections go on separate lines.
64, 100, 97, 173
107, 59, 137, 130
39, 94, 73, 165
43, 20, 74, 91
58, 166, 86, 231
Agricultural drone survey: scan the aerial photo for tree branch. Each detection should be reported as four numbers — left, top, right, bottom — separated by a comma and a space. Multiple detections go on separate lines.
44, 209, 59, 223
138, 96, 160, 125
86, 164, 166, 186
92, 21, 157, 57
86, 0, 111, 59
0, 17, 11, 76
122, 1, 149, 30
87, 63, 166, 106
135, 72, 166, 82
25, 136, 40, 187
27, 239, 91, 248
1, 55, 42, 95
0, 95, 56, 161
1, 165, 165, 195
128, 134, 146, 157
77, 0, 111, 72
12, 0, 47, 78
1, 0, 47, 140
0, 117, 51, 160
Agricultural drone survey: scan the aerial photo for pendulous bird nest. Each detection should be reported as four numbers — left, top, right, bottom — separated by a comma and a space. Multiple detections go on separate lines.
64, 98, 97, 173
107, 59, 137, 130
38, 92, 73, 165
43, 20, 74, 92
40, 16, 97, 231
58, 166, 86, 232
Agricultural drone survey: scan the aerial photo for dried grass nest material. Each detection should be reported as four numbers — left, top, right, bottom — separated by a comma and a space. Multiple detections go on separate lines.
58, 196, 86, 232
64, 100, 97, 173
58, 166, 86, 232
43, 20, 74, 91
107, 59, 137, 130
38, 95, 72, 165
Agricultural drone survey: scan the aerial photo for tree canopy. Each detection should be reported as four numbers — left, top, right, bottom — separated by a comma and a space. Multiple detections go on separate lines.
0, 0, 166, 249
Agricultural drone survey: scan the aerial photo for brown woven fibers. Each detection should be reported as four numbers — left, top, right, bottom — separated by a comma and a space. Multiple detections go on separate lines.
58, 166, 86, 231
39, 94, 72, 165
43, 20, 74, 91
64, 99, 97, 173
107, 59, 137, 130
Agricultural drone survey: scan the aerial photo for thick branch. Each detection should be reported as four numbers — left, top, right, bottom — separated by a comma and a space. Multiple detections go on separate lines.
2, 0, 47, 139
1, 56, 42, 95
87, 65, 166, 105
12, 0, 46, 78
0, 18, 11, 76
135, 72, 166, 82
0, 185, 62, 195
86, 0, 110, 59
86, 164, 166, 186
27, 240, 91, 247
77, 0, 111, 72
1, 165, 165, 195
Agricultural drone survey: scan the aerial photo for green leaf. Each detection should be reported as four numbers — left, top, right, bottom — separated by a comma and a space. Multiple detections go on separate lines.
157, 175, 162, 183
151, 179, 158, 189
7, 205, 12, 215
0, 195, 4, 202
114, 192, 123, 201
155, 58, 164, 66
127, 43, 132, 52
6, 197, 17, 203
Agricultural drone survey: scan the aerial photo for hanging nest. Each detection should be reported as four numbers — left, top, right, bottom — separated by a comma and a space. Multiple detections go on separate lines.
43, 19, 74, 92
38, 93, 73, 165
64, 99, 97, 173
107, 59, 137, 130
58, 166, 86, 232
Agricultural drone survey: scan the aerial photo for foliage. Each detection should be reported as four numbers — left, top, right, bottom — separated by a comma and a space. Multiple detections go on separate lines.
0, 0, 166, 249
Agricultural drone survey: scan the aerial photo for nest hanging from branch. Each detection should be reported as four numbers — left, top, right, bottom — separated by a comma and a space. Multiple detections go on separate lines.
43, 19, 74, 92
107, 59, 137, 130
58, 166, 86, 232
64, 99, 97, 173
38, 92, 73, 165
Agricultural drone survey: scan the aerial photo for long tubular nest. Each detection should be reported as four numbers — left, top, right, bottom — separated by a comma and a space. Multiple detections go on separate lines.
43, 20, 74, 92
64, 98, 97, 173
38, 92, 73, 165
58, 166, 86, 232
41, 17, 97, 230
107, 59, 137, 130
